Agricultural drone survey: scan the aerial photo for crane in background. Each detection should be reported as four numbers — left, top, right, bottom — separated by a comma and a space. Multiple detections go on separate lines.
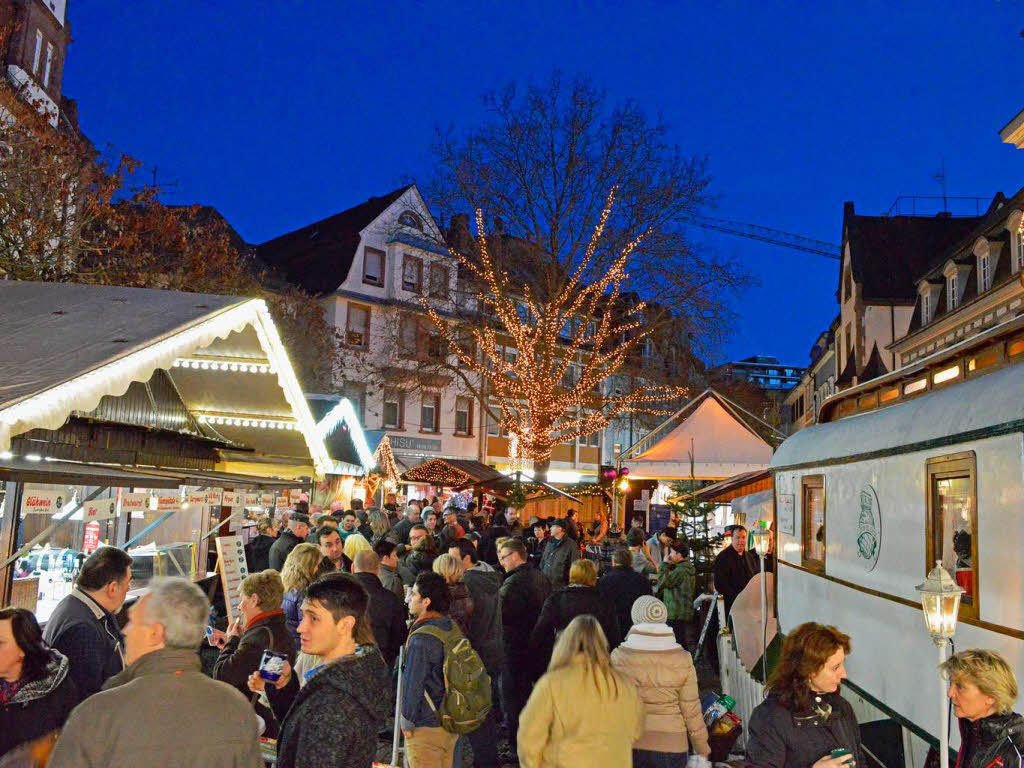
681, 213, 841, 259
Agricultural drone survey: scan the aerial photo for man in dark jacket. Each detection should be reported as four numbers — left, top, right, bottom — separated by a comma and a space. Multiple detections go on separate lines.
712, 524, 761, 615
450, 540, 503, 768
258, 574, 390, 768
402, 572, 461, 766
268, 514, 310, 571
212, 569, 296, 737
351, 549, 407, 668
391, 503, 421, 545
539, 519, 579, 588
478, 509, 511, 567
244, 515, 278, 572
598, 547, 652, 637
497, 538, 551, 753
374, 539, 405, 599
43, 546, 132, 701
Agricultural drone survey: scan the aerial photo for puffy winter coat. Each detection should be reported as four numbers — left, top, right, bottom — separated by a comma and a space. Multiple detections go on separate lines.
282, 589, 304, 647
517, 654, 643, 768
955, 711, 1024, 768
745, 690, 864, 768
0, 649, 78, 758
539, 536, 579, 588
529, 585, 622, 672
610, 625, 709, 755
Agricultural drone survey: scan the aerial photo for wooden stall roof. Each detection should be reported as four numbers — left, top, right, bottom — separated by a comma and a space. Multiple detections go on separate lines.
401, 458, 506, 489
692, 468, 772, 504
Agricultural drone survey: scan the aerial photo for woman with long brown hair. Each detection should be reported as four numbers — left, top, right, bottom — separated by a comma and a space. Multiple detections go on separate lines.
746, 622, 864, 768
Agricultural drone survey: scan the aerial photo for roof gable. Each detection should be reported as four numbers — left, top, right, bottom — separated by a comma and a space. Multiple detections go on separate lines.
257, 185, 415, 295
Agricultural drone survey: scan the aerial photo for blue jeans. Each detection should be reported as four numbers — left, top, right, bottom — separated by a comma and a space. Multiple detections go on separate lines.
632, 749, 687, 768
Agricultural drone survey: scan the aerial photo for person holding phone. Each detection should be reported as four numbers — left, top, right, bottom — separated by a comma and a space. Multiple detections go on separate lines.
746, 623, 863, 768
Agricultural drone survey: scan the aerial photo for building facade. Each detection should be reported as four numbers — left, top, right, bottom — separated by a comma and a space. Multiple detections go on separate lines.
0, 0, 69, 127
783, 319, 838, 434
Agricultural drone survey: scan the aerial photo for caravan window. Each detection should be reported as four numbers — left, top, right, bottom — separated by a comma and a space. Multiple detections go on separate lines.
926, 452, 977, 619
802, 475, 826, 573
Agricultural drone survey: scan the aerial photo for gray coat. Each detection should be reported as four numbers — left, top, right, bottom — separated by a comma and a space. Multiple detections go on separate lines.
539, 535, 580, 588
50, 647, 262, 768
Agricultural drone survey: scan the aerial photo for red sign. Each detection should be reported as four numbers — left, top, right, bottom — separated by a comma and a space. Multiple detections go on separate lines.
83, 521, 101, 553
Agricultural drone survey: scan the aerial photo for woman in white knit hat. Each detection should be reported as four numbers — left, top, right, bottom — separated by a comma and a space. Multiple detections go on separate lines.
611, 595, 711, 768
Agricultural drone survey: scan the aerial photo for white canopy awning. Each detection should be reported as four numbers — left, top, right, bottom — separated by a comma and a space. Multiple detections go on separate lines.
623, 390, 774, 480
0, 281, 334, 477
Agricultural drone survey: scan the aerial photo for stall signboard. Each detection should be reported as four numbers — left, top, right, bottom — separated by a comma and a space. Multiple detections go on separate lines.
222, 491, 243, 507
206, 489, 224, 507
244, 493, 260, 507
215, 535, 249, 622
260, 492, 275, 507
186, 491, 208, 506
82, 521, 101, 552
121, 492, 149, 519
82, 500, 117, 521
22, 490, 68, 515
275, 496, 288, 510
289, 489, 302, 503
156, 495, 180, 512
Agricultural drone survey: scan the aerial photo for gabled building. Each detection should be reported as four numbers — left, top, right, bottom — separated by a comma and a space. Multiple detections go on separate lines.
834, 202, 982, 388
892, 189, 1024, 368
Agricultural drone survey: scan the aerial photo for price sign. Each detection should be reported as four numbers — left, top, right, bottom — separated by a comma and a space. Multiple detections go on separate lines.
187, 491, 207, 506
275, 496, 288, 510
260, 492, 275, 507
244, 493, 260, 507
21, 490, 67, 515
207, 489, 224, 507
83, 522, 101, 553
221, 491, 243, 507
289, 489, 302, 503
215, 535, 250, 622
156, 495, 180, 512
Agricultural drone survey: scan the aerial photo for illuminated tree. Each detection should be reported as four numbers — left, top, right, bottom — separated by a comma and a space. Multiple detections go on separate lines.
425, 188, 687, 470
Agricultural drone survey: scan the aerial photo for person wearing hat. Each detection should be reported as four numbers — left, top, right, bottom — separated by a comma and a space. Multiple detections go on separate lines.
538, 518, 579, 589
611, 596, 711, 768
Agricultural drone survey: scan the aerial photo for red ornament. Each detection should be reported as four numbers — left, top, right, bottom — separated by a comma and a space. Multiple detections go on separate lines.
620, 467, 629, 476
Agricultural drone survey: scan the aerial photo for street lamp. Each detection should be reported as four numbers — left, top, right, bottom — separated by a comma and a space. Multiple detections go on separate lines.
916, 561, 964, 768
750, 522, 772, 684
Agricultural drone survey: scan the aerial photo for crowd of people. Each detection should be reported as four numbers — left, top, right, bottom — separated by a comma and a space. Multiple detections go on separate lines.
2, 497, 1022, 768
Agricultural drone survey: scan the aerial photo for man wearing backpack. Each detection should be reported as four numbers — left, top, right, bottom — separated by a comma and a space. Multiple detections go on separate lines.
402, 571, 491, 767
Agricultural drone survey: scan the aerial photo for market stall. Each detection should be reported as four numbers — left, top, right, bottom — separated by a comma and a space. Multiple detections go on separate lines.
0, 281, 338, 611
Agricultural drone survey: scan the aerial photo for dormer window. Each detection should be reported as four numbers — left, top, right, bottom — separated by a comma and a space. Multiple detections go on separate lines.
948, 273, 959, 311
1017, 220, 1024, 274
921, 292, 931, 325
398, 210, 423, 231
978, 251, 992, 293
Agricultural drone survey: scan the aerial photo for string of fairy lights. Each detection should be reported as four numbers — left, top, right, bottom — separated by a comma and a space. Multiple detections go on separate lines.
423, 187, 688, 463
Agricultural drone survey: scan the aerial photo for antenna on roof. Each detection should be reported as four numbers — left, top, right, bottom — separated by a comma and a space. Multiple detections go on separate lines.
933, 157, 949, 214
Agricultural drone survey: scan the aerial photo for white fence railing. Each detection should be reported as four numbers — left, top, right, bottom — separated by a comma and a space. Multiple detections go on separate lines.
718, 625, 765, 752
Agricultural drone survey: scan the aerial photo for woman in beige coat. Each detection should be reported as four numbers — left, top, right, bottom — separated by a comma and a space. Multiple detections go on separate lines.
611, 595, 711, 768
517, 614, 643, 768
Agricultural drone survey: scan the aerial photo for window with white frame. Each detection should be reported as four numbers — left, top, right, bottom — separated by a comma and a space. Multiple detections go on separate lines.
382, 392, 404, 430
561, 361, 581, 389
948, 273, 959, 311
641, 337, 654, 358
921, 292, 931, 325
1016, 224, 1024, 274
32, 30, 42, 74
43, 42, 53, 88
402, 255, 422, 293
346, 303, 370, 347
978, 252, 992, 293
420, 394, 440, 433
455, 396, 473, 435
363, 247, 385, 286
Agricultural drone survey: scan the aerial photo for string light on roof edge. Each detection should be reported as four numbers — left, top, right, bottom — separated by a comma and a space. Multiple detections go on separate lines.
422, 186, 688, 464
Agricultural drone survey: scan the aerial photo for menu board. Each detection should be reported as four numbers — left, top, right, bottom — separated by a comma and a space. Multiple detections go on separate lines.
221, 491, 243, 508
22, 490, 68, 515
215, 535, 249, 622
82, 499, 117, 521
288, 489, 302, 503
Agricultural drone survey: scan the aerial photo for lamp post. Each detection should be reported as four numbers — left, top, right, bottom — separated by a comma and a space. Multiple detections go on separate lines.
750, 522, 772, 684
916, 561, 964, 768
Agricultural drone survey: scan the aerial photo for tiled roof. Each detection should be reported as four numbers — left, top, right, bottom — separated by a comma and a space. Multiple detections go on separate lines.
257, 185, 413, 295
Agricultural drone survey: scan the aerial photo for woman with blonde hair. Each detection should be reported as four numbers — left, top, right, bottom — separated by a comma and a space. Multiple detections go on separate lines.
746, 622, 862, 768
529, 558, 621, 674
280, 543, 322, 647
342, 531, 372, 562
518, 614, 642, 768
367, 509, 391, 545
432, 553, 474, 637
941, 649, 1024, 768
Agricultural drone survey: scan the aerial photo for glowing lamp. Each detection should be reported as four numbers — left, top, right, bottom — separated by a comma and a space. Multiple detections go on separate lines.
915, 561, 964, 640
750, 523, 771, 554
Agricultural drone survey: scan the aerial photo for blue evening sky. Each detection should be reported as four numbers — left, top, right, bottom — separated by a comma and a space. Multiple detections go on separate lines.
64, 1, 1024, 368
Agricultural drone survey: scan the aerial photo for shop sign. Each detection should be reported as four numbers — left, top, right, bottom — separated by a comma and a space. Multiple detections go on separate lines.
260, 492, 275, 507
288, 489, 302, 503
215, 535, 249, 622
82, 522, 101, 553
244, 493, 260, 507
778, 494, 795, 536
156, 495, 180, 512
275, 496, 288, 510
121, 492, 149, 519
22, 490, 68, 515
82, 500, 117, 521
186, 492, 208, 506
206, 489, 224, 506
221, 491, 243, 507
389, 435, 442, 453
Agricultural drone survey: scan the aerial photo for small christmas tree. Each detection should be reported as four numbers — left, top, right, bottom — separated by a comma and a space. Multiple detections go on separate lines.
668, 448, 722, 594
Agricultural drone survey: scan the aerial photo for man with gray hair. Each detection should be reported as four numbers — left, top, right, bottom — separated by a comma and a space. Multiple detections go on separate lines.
51, 577, 262, 767
392, 501, 422, 545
